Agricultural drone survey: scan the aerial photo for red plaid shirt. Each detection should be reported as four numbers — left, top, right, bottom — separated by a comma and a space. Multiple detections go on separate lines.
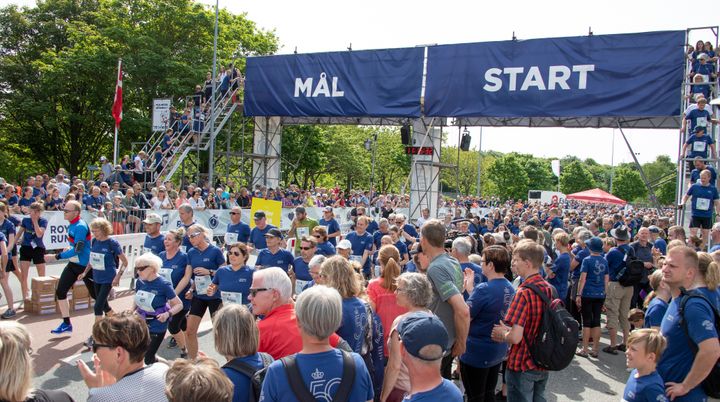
504, 273, 553, 372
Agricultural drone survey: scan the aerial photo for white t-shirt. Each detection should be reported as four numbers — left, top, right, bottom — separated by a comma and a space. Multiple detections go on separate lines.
87, 363, 168, 402
188, 197, 205, 210
151, 196, 171, 210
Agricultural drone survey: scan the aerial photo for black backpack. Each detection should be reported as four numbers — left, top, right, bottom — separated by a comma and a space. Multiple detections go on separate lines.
678, 288, 720, 398
616, 246, 645, 287
524, 283, 579, 371
281, 350, 355, 402
222, 352, 274, 402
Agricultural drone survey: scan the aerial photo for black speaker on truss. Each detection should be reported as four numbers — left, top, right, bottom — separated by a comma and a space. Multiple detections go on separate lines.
400, 124, 412, 146
460, 132, 471, 151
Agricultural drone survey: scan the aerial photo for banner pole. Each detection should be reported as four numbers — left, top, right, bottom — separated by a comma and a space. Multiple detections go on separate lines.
113, 124, 118, 166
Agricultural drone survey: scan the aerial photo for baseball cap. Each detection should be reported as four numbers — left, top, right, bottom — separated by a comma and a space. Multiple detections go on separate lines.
264, 228, 283, 239
143, 213, 162, 225
648, 225, 661, 234
397, 311, 449, 361
585, 236, 604, 253
323, 206, 333, 213
295, 206, 306, 214
695, 125, 706, 132
100, 156, 107, 161
337, 240, 352, 250
254, 211, 266, 220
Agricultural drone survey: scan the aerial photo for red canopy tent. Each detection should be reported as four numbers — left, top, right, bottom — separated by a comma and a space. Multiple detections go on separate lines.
566, 188, 627, 205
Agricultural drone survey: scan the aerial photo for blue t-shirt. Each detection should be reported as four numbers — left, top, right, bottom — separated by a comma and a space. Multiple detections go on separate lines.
260, 349, 373, 402
402, 224, 418, 248
461, 278, 515, 368
606, 244, 632, 282
134, 276, 176, 333
5, 195, 18, 206
372, 230, 389, 249
345, 231, 373, 274
90, 238, 123, 284
180, 221, 196, 253
696, 287, 720, 310
580, 255, 608, 298
18, 197, 33, 209
256, 248, 294, 273
159, 250, 190, 309
572, 247, 590, 280
0, 219, 16, 256
644, 297, 668, 328
318, 218, 341, 246
316, 241, 336, 256
226, 222, 251, 245
404, 379, 463, 402
658, 296, 719, 401
690, 165, 717, 187
293, 257, 312, 281
550, 216, 563, 230
549, 252, 571, 300
83, 195, 105, 211
404, 260, 417, 273
59, 218, 91, 266
212, 265, 254, 305
654, 238, 667, 255
249, 225, 275, 249
223, 353, 264, 402
20, 217, 48, 248
0, 232, 6, 252
686, 108, 712, 132
623, 370, 668, 402
144, 234, 165, 256
187, 245, 225, 301
394, 240, 409, 262
685, 133, 714, 158
339, 297, 369, 354
686, 182, 719, 218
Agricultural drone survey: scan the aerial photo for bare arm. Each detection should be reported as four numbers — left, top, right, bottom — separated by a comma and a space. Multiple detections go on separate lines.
380, 326, 403, 402
448, 293, 470, 356
666, 337, 720, 399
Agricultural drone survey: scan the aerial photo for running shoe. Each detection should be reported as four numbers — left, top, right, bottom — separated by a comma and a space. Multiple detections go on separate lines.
50, 322, 73, 334
168, 337, 177, 348
1, 309, 16, 319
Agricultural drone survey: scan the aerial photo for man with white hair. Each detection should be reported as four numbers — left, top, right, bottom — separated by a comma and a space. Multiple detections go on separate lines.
260, 285, 374, 401
451, 237, 485, 293
249, 267, 342, 360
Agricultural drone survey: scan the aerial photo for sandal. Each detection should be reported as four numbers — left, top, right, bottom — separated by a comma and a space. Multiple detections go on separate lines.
575, 349, 589, 358
590, 351, 599, 358
602, 345, 618, 355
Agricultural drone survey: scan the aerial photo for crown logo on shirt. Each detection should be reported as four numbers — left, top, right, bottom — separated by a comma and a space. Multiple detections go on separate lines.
311, 369, 324, 380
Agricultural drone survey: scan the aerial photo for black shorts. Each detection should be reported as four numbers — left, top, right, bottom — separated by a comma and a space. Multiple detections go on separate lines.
189, 297, 222, 318
690, 216, 713, 230
19, 245, 45, 264
5, 258, 15, 273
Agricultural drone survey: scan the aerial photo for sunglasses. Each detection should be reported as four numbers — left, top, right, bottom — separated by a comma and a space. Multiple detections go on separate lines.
229, 250, 245, 257
248, 288, 270, 297
92, 343, 114, 353
229, 212, 240, 215
300, 246, 314, 250
135, 265, 150, 272
188, 232, 203, 239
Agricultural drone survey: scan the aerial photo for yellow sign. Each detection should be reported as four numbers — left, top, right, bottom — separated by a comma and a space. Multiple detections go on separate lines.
249, 198, 283, 229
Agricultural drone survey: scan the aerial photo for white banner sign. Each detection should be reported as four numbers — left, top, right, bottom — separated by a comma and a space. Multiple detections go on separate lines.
152, 98, 172, 131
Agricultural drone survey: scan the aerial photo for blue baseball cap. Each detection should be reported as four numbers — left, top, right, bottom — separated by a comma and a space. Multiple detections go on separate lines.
585, 236, 604, 253
397, 312, 449, 361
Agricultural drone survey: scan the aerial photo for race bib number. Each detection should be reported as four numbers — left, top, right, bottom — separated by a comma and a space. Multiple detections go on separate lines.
350, 255, 362, 263
195, 275, 212, 295
693, 141, 707, 152
180, 245, 187, 254
221, 291, 242, 305
696, 197, 711, 211
224, 232, 238, 245
90, 252, 105, 271
297, 227, 309, 239
697, 116, 707, 127
135, 290, 157, 313
159, 268, 173, 283
374, 265, 381, 278
295, 279, 309, 295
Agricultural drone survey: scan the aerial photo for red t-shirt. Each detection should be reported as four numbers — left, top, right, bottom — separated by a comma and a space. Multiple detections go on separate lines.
367, 279, 408, 357
258, 303, 341, 360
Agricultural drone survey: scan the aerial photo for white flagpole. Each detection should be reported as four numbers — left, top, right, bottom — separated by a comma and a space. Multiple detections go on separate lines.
113, 58, 122, 165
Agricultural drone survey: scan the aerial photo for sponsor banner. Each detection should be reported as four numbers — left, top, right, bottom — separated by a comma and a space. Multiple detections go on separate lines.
244, 47, 424, 117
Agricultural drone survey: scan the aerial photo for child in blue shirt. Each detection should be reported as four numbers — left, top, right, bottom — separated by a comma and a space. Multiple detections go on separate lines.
623, 328, 668, 402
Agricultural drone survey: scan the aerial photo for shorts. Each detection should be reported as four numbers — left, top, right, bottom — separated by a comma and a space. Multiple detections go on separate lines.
690, 216, 712, 230
189, 297, 222, 318
19, 245, 45, 264
5, 258, 15, 273
604, 281, 633, 332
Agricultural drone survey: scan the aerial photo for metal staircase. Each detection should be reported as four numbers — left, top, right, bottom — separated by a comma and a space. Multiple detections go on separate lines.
152, 87, 241, 183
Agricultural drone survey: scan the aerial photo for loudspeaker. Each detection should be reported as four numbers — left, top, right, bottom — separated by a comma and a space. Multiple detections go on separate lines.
400, 125, 412, 146
460, 132, 471, 151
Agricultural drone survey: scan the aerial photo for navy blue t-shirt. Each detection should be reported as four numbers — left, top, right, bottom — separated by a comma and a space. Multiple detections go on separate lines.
318, 218, 340, 246
249, 225, 275, 249
345, 231, 373, 274
20, 217, 48, 248
187, 244, 225, 301
159, 250, 190, 309
548, 252, 570, 300
572, 247, 590, 280
316, 241, 336, 256
579, 255, 608, 298
339, 297, 369, 354
404, 379, 463, 402
134, 276, 176, 333
223, 353, 265, 402
293, 257, 312, 281
255, 248, 294, 272
226, 222, 251, 246
461, 278, 514, 368
144, 234, 165, 256
686, 182, 719, 218
0, 219, 16, 256
212, 265, 254, 305
644, 297, 668, 328
622, 370, 668, 402
690, 165, 717, 186
90, 238, 123, 284
606, 244, 632, 282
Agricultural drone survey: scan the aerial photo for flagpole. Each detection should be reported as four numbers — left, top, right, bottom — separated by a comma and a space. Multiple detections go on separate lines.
113, 124, 118, 166
112, 58, 122, 166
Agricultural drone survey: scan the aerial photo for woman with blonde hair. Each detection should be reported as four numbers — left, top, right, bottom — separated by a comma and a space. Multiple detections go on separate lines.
643, 270, 670, 330
159, 228, 191, 357
696, 252, 720, 308
0, 321, 73, 401
367, 245, 407, 358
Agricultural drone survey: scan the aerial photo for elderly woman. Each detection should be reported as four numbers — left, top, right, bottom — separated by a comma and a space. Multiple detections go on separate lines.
160, 228, 191, 357
207, 243, 254, 306
0, 322, 73, 402
317, 256, 369, 354
185, 224, 225, 360
77, 311, 169, 401
460, 245, 515, 402
133, 252, 183, 364
78, 218, 128, 347
367, 245, 408, 358
379, 273, 433, 402
312, 226, 336, 256
214, 304, 273, 402
165, 358, 234, 402
259, 285, 374, 401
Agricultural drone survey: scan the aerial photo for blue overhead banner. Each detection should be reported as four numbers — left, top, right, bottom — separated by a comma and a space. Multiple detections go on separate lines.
424, 31, 685, 118
244, 47, 424, 117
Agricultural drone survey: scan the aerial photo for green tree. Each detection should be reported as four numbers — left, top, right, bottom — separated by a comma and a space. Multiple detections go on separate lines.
524, 157, 555, 190
324, 126, 370, 190
488, 154, 529, 200
372, 127, 410, 193
281, 125, 328, 188
0, 0, 278, 177
612, 166, 647, 202
440, 145, 482, 196
560, 161, 596, 194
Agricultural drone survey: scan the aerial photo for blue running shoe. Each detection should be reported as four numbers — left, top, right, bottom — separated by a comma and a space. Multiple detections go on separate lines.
50, 322, 73, 334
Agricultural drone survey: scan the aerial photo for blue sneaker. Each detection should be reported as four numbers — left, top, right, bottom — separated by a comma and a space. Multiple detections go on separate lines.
50, 322, 73, 334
